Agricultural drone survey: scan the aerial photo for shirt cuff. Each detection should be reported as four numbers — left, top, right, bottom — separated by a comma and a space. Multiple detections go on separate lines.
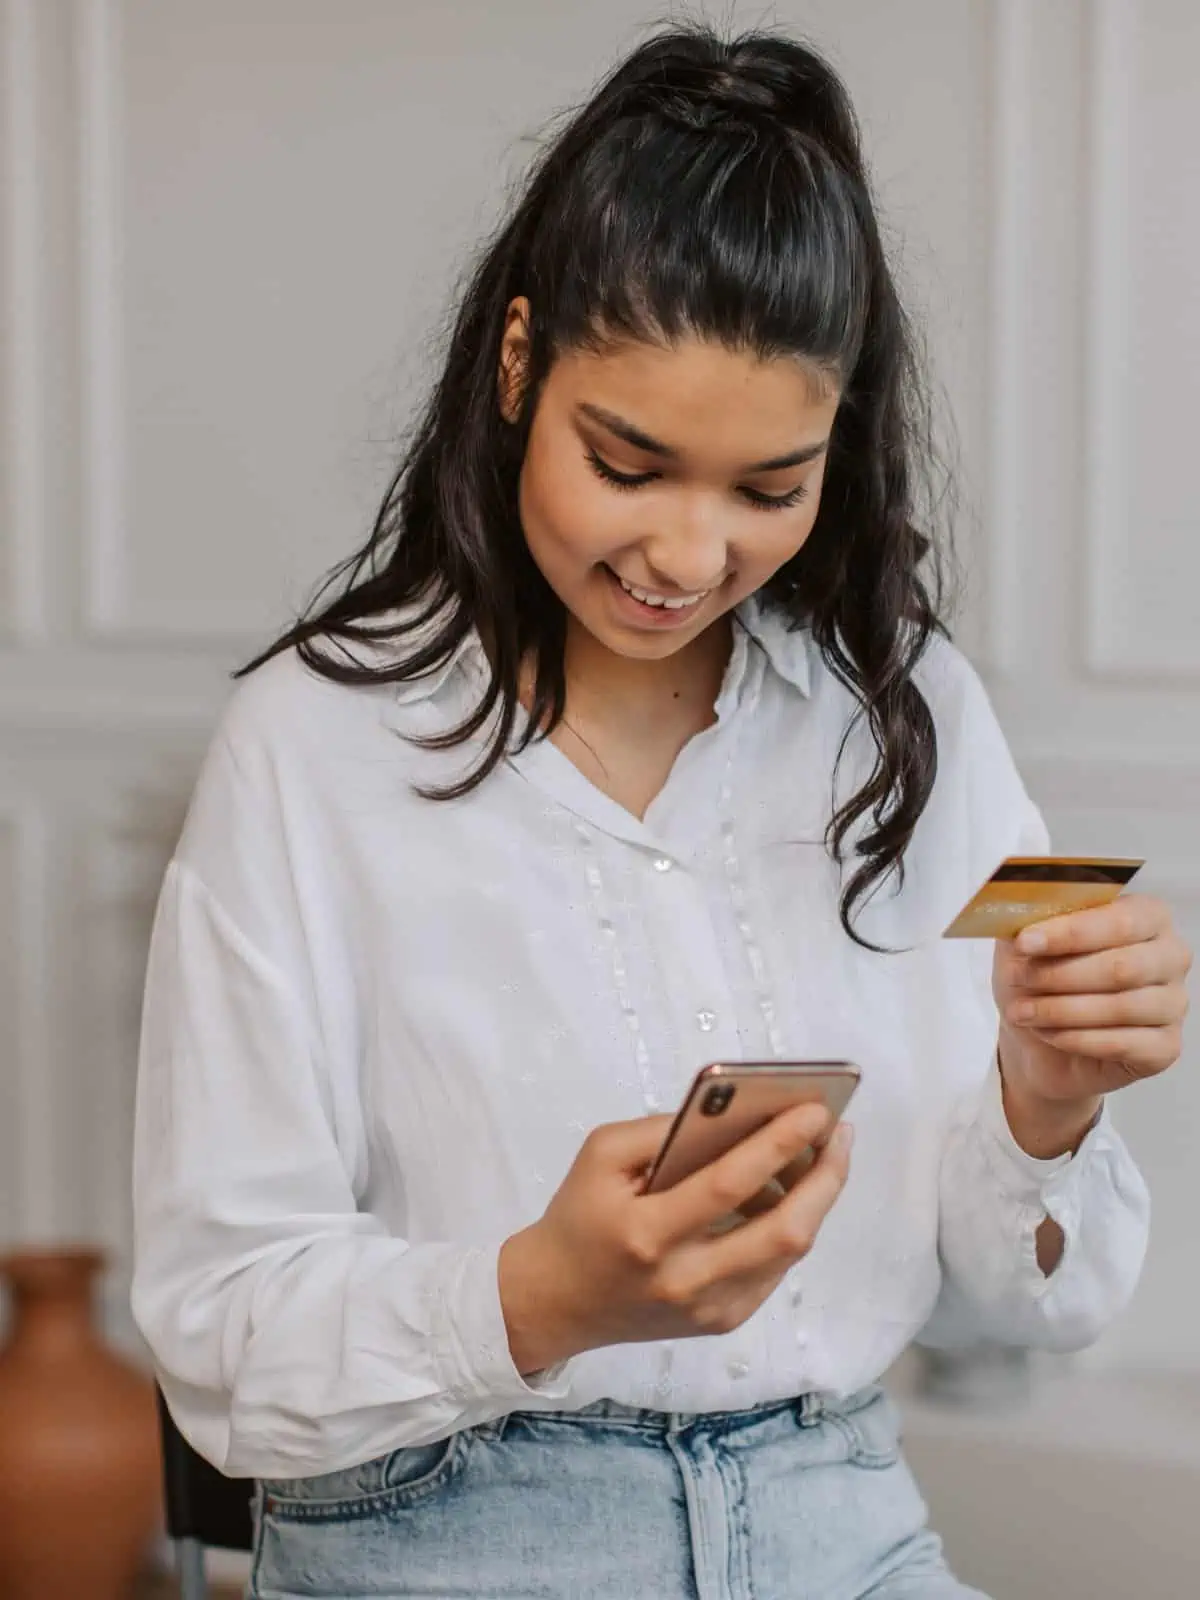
978, 1054, 1111, 1206
435, 1244, 575, 1408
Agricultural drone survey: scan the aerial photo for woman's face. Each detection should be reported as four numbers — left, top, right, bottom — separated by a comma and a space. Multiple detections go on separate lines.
500, 301, 841, 665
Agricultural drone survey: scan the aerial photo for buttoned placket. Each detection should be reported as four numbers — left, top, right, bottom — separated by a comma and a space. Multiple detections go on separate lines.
503, 634, 804, 1392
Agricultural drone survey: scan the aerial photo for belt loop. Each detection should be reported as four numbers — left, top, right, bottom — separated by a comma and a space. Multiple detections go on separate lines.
796, 1392, 825, 1428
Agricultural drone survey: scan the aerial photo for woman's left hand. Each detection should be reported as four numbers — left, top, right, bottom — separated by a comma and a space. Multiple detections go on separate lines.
993, 894, 1191, 1157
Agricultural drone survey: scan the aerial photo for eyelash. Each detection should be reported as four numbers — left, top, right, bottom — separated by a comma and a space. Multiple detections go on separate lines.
585, 449, 809, 511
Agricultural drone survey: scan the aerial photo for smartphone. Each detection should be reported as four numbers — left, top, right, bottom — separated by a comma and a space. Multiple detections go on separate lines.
643, 1060, 860, 1229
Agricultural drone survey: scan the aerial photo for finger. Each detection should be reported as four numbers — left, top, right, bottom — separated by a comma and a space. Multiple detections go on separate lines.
583, 1115, 677, 1177
1006, 984, 1188, 1032
1008, 935, 1189, 996
650, 1101, 835, 1240
1027, 1024, 1183, 1074
1015, 894, 1169, 959
701, 1124, 853, 1277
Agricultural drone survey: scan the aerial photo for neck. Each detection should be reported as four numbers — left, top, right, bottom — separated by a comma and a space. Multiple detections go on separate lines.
563, 615, 732, 736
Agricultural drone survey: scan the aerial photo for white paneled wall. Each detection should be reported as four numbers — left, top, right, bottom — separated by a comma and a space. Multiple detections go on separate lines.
975, 0, 1200, 1375
1083, 0, 1200, 678
0, 0, 1196, 1390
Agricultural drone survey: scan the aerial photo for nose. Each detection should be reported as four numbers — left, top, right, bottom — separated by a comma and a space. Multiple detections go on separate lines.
640, 501, 728, 594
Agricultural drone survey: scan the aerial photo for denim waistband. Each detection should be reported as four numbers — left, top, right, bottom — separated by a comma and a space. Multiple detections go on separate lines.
513, 1385, 880, 1435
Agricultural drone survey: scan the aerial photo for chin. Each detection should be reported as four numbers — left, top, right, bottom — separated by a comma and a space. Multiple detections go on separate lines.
586, 610, 713, 659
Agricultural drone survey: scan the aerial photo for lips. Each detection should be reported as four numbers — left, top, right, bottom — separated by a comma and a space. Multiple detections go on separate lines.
611, 570, 711, 611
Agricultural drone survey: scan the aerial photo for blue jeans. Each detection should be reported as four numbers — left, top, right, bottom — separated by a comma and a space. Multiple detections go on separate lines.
250, 1386, 988, 1598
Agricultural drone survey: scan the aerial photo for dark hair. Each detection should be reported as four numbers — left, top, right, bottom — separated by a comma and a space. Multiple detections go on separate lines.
240, 22, 953, 948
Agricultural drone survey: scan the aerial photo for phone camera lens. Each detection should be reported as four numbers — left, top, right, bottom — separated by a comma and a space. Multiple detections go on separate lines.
701, 1083, 735, 1117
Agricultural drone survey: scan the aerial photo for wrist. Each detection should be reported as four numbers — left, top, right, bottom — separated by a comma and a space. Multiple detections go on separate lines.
498, 1225, 586, 1376
997, 1031, 1103, 1160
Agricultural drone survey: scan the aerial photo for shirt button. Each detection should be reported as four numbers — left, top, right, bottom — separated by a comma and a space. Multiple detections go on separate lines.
727, 1358, 750, 1379
653, 856, 673, 873
696, 1010, 717, 1032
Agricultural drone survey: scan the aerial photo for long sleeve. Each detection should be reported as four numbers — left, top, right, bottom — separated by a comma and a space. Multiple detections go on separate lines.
132, 716, 571, 1478
920, 1057, 1151, 1351
913, 651, 1151, 1352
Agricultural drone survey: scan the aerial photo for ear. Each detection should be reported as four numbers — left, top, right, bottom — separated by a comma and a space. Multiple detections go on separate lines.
497, 296, 532, 423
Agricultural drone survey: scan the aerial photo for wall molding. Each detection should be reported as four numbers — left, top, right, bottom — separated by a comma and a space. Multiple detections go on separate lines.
75, 0, 288, 650
0, 635, 241, 732
81, 823, 150, 1267
0, 805, 58, 1242
1019, 755, 1200, 813
1082, 0, 1200, 682
0, 688, 229, 734
77, 0, 128, 639
1081, 0, 1133, 675
2, 0, 48, 642
980, 0, 1036, 676
1019, 753, 1200, 904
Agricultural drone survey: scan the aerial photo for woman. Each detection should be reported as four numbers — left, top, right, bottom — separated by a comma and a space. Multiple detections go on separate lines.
132, 24, 1191, 1599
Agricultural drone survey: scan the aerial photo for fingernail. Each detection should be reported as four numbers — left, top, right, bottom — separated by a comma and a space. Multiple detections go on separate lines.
1018, 928, 1047, 954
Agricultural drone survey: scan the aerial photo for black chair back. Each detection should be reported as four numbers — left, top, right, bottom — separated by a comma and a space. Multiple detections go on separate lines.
157, 1387, 255, 1552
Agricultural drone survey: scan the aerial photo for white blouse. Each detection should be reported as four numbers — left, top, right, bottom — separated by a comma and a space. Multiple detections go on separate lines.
132, 599, 1150, 1478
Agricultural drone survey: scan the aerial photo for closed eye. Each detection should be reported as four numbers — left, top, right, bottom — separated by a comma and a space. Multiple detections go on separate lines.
586, 450, 656, 489
586, 450, 810, 512
740, 483, 810, 511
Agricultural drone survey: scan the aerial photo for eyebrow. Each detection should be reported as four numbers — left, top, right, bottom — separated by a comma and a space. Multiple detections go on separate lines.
577, 403, 830, 473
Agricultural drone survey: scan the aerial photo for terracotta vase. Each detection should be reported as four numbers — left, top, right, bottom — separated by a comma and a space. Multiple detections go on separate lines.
0, 1249, 163, 1599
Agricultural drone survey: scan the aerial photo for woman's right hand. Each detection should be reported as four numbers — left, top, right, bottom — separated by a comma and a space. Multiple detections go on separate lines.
498, 1105, 853, 1375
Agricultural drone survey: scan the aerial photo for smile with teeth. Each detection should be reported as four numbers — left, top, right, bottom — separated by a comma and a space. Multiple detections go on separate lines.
614, 572, 711, 610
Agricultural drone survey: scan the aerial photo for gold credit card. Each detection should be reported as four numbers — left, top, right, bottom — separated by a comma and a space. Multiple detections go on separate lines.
943, 856, 1144, 939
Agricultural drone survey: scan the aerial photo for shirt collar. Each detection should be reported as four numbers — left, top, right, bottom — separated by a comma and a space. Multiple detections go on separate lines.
729, 593, 813, 700
387, 592, 813, 710
389, 628, 485, 706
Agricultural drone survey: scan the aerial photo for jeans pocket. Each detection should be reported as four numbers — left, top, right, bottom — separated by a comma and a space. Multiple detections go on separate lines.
260, 1431, 469, 1523
832, 1386, 903, 1470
